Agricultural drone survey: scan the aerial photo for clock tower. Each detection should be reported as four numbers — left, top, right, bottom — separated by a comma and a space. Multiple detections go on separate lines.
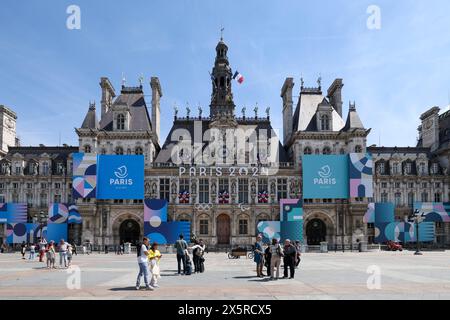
0, 105, 18, 159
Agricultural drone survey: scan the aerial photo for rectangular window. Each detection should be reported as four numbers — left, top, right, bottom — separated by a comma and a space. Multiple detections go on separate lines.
15, 166, 21, 175
199, 219, 209, 235
408, 193, 415, 207
12, 194, 19, 203
41, 183, 47, 189
239, 219, 248, 235
218, 178, 229, 193
421, 192, 428, 202
26, 183, 33, 189
394, 193, 402, 206
395, 182, 401, 189
381, 193, 388, 203
55, 183, 61, 189
40, 194, 47, 207
277, 178, 288, 201
258, 178, 268, 192
179, 178, 190, 193
238, 178, 249, 204
435, 182, 441, 188
54, 194, 62, 203
13, 183, 19, 190
367, 223, 375, 229
422, 183, 427, 188
408, 182, 414, 188
434, 193, 442, 202
199, 179, 209, 204
0, 183, 4, 189
159, 178, 170, 201
0, 195, 5, 203
381, 182, 387, 188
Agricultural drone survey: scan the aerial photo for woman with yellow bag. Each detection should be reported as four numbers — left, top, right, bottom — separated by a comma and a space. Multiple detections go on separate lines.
148, 242, 162, 288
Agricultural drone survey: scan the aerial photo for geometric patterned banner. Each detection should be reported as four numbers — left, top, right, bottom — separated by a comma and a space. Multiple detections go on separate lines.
67, 205, 82, 224
256, 221, 281, 244
413, 202, 450, 222
72, 153, 97, 199
349, 153, 373, 198
279, 199, 303, 242
0, 203, 27, 224
6, 223, 42, 244
48, 203, 69, 224
143, 199, 190, 244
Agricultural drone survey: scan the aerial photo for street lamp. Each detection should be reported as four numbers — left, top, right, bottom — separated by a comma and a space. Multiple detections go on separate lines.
408, 209, 425, 256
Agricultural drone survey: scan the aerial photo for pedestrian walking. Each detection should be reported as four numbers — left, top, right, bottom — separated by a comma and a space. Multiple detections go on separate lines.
59, 239, 68, 268
67, 244, 73, 267
20, 241, 26, 259
46, 241, 56, 269
253, 235, 265, 277
38, 238, 47, 262
28, 243, 36, 260
148, 242, 162, 288
269, 238, 283, 280
294, 240, 301, 268
174, 234, 188, 275
72, 243, 77, 256
136, 237, 153, 291
0, 242, 7, 253
282, 239, 296, 279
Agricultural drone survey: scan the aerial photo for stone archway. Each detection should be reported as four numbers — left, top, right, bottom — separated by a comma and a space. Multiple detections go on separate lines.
112, 213, 144, 246
304, 211, 335, 245
119, 220, 140, 245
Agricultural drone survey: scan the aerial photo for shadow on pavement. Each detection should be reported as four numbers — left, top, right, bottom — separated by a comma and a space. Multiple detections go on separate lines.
232, 276, 257, 279
109, 287, 140, 291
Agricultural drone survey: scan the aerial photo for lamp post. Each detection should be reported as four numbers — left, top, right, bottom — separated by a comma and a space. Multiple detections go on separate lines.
34, 210, 47, 241
408, 209, 424, 256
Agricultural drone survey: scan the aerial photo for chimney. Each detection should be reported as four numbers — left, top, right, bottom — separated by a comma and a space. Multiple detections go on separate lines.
150, 77, 163, 144
281, 78, 294, 145
327, 79, 344, 117
100, 77, 116, 119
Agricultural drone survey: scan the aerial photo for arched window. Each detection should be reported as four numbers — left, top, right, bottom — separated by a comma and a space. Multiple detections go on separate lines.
117, 114, 125, 130
315, 149, 320, 155
135, 147, 143, 155
115, 147, 124, 155
101, 148, 106, 155
42, 162, 49, 175
304, 147, 312, 155
340, 149, 345, 155
320, 115, 330, 131
84, 145, 91, 153
355, 145, 362, 153
323, 147, 331, 155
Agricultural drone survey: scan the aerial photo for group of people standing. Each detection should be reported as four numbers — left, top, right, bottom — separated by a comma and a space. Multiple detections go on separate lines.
254, 235, 301, 280
174, 234, 206, 275
20, 238, 76, 269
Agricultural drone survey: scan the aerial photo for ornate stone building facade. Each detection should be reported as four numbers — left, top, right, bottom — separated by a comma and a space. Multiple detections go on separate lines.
1, 40, 450, 246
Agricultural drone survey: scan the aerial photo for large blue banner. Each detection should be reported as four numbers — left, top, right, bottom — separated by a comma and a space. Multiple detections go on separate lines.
303, 155, 349, 199
96, 155, 144, 199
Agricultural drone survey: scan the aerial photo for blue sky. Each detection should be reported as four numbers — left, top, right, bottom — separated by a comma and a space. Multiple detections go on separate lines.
1, 0, 450, 148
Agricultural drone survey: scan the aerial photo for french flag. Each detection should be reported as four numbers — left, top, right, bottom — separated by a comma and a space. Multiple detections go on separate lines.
233, 71, 244, 84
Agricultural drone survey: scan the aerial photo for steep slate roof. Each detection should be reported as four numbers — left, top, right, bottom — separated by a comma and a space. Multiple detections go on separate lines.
81, 104, 99, 129
343, 106, 364, 131
155, 118, 289, 164
99, 87, 153, 132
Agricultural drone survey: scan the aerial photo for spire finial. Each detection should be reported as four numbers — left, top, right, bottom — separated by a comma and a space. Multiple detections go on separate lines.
121, 72, 126, 86
317, 73, 322, 89
220, 27, 224, 41
138, 73, 144, 87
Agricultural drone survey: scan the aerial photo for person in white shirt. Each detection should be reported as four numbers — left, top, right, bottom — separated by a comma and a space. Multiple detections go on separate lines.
67, 244, 73, 267
29, 243, 36, 260
59, 239, 68, 268
269, 238, 283, 280
136, 237, 154, 291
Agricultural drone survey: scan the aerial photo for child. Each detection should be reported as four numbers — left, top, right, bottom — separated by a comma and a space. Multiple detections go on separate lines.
184, 249, 192, 275
148, 242, 162, 288
67, 244, 73, 267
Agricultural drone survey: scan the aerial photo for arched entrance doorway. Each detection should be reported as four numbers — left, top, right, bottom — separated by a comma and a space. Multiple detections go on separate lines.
119, 219, 140, 245
306, 219, 327, 245
216, 214, 230, 245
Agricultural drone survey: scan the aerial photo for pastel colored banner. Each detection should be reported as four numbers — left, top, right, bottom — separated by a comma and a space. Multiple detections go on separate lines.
413, 202, 450, 222
0, 203, 28, 224
144, 199, 168, 223
349, 153, 373, 198
256, 221, 280, 244
144, 221, 190, 245
72, 153, 97, 199
67, 205, 82, 224
6, 223, 43, 244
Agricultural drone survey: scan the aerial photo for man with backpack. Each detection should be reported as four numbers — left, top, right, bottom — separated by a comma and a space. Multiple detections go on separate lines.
174, 234, 188, 275
136, 237, 154, 291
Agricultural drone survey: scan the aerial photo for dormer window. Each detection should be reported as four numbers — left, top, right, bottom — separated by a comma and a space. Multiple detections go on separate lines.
42, 162, 49, 175
135, 147, 143, 155
117, 114, 125, 130
355, 145, 362, 153
431, 163, 439, 175
304, 147, 312, 155
320, 115, 330, 131
323, 147, 332, 155
84, 145, 91, 153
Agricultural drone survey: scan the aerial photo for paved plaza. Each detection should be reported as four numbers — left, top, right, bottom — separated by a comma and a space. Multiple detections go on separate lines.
1, 250, 450, 300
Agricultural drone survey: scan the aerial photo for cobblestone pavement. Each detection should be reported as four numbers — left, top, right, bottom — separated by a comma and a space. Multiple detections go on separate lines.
1, 250, 450, 300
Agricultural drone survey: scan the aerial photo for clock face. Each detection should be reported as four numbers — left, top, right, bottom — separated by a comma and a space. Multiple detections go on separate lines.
424, 119, 433, 130
5, 119, 14, 130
